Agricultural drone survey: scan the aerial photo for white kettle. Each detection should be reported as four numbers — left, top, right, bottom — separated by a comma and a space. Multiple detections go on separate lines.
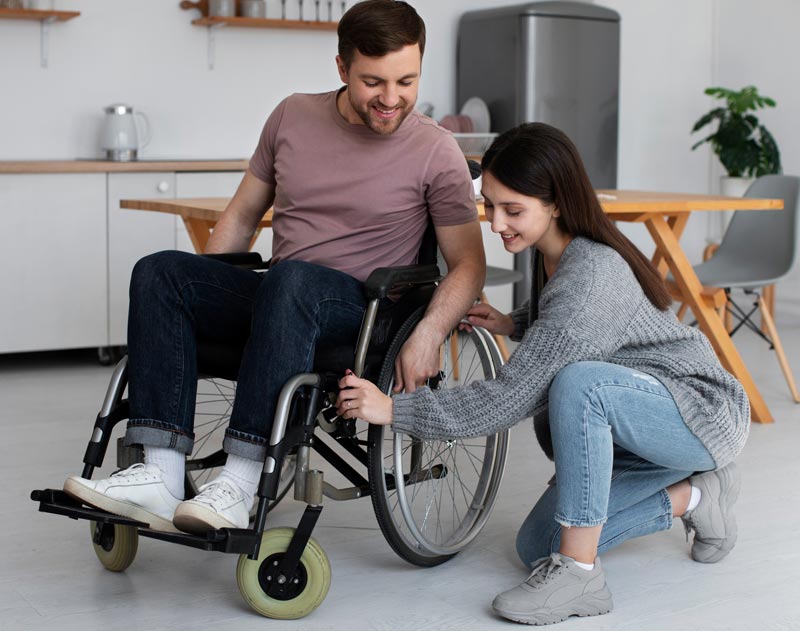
101, 103, 150, 161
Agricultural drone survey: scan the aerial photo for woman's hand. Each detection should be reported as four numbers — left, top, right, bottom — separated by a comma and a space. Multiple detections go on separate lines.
460, 303, 514, 336
336, 371, 394, 425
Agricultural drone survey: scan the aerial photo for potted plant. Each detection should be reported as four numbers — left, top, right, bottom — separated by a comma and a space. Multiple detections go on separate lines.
691, 85, 781, 196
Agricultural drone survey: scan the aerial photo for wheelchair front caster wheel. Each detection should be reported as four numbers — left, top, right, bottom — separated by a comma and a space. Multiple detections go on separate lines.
236, 527, 331, 619
89, 521, 138, 572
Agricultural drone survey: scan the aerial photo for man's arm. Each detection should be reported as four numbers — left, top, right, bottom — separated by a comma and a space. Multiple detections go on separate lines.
205, 170, 275, 254
393, 220, 486, 392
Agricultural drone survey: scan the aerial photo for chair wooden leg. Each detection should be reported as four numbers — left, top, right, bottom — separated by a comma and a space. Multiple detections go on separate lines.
450, 330, 460, 381
758, 295, 800, 403
494, 332, 511, 362
676, 302, 689, 322
761, 284, 776, 334
724, 298, 734, 333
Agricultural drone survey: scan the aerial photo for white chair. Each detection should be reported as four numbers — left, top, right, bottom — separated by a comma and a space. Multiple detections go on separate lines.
675, 174, 800, 402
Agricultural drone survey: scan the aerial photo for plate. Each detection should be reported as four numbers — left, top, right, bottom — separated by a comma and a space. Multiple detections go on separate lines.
459, 96, 491, 134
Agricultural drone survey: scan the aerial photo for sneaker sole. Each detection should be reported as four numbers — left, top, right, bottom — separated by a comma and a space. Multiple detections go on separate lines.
493, 590, 613, 626
692, 465, 741, 564
63, 477, 180, 533
173, 502, 240, 535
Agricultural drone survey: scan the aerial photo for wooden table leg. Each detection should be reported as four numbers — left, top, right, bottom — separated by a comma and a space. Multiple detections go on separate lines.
645, 214, 773, 423
183, 217, 212, 253
652, 214, 689, 277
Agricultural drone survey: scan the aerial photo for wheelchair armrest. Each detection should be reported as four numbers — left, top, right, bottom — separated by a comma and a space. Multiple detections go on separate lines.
201, 252, 270, 270
364, 264, 441, 300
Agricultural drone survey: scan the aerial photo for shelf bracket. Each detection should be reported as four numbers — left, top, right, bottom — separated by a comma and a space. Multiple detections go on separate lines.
206, 22, 225, 70
40, 16, 56, 68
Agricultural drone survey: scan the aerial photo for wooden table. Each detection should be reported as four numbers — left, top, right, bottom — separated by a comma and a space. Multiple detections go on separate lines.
121, 190, 783, 423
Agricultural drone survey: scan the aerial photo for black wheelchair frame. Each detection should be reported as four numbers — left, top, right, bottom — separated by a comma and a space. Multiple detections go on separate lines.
31, 231, 509, 619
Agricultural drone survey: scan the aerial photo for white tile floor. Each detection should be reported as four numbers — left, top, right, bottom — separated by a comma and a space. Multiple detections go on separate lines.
3, 299, 800, 631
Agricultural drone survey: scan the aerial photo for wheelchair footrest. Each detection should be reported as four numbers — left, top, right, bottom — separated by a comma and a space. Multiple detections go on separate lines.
139, 528, 260, 555
31, 488, 261, 555
30, 488, 150, 529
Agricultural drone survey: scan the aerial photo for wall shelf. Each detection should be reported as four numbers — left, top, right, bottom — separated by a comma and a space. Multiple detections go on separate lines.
0, 7, 80, 68
192, 16, 337, 31
0, 7, 79, 22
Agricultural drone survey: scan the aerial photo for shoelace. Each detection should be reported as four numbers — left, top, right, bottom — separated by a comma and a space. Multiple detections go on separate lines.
524, 553, 565, 587
194, 480, 242, 506
111, 463, 152, 479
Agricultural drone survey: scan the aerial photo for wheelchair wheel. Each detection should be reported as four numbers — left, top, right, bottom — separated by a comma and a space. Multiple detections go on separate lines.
186, 377, 296, 517
89, 520, 138, 572
236, 527, 331, 619
367, 307, 509, 566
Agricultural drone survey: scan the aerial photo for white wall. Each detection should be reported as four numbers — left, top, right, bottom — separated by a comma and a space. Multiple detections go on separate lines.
2, 0, 798, 292
714, 0, 800, 311
0, 0, 507, 161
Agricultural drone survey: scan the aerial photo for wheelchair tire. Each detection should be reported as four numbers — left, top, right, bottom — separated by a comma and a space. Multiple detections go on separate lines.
186, 377, 296, 517
236, 527, 331, 619
367, 307, 509, 567
89, 520, 138, 572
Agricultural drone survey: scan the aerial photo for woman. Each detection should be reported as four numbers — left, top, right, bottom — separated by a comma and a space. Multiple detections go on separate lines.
336, 123, 747, 626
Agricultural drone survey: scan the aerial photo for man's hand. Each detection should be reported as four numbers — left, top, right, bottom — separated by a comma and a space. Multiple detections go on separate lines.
393, 324, 441, 393
460, 303, 514, 336
337, 372, 393, 425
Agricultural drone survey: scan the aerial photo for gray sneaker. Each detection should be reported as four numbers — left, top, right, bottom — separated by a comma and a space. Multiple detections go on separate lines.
681, 462, 741, 563
492, 553, 613, 626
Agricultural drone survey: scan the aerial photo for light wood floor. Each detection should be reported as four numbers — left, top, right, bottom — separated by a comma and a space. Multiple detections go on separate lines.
3, 301, 799, 631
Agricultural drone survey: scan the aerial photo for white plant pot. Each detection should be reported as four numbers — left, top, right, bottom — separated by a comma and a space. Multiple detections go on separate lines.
720, 176, 754, 198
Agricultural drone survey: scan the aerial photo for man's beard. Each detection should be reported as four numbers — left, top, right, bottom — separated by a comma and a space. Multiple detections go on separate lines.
351, 95, 414, 136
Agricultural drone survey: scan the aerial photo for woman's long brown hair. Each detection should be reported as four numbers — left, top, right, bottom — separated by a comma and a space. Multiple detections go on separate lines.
481, 123, 672, 311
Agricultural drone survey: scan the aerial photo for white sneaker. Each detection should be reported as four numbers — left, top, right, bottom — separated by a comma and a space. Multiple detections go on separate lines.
63, 463, 182, 533
173, 480, 251, 534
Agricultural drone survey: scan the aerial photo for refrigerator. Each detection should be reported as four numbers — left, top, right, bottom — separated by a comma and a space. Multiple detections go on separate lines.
457, 1, 621, 306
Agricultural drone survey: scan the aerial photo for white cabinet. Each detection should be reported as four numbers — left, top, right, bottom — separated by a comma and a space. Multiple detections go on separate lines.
108, 170, 245, 345
0, 167, 245, 354
0, 174, 107, 353
108, 173, 178, 345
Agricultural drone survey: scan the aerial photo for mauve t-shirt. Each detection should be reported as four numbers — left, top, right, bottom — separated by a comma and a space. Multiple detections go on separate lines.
249, 90, 477, 282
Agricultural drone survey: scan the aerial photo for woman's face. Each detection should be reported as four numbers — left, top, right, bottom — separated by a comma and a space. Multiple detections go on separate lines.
481, 171, 559, 253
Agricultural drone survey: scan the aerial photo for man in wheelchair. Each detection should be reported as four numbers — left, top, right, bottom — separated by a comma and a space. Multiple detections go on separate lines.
63, 0, 485, 535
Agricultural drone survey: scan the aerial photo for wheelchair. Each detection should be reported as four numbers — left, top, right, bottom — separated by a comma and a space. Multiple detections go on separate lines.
31, 231, 509, 620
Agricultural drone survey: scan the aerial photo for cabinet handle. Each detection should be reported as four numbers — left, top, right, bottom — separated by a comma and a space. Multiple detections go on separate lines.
157, 181, 170, 193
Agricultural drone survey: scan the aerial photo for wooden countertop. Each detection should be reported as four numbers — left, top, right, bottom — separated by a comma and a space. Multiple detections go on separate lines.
0, 160, 249, 174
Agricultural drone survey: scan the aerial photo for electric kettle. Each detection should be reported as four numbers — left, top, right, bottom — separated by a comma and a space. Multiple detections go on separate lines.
101, 103, 150, 161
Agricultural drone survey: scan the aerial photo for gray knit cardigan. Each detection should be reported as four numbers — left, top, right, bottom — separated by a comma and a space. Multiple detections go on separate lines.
391, 237, 750, 468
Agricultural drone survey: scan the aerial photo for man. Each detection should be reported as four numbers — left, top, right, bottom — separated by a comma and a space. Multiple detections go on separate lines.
64, 0, 485, 535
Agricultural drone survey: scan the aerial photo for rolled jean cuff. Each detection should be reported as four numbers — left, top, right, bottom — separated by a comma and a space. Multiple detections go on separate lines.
554, 514, 608, 529
125, 420, 194, 455
224, 429, 267, 462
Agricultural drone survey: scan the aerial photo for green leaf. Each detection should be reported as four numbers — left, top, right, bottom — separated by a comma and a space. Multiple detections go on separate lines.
693, 85, 780, 176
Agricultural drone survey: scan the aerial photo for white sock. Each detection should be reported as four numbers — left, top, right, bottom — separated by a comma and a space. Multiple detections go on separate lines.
144, 446, 185, 499
686, 485, 702, 512
214, 454, 261, 504
574, 560, 595, 571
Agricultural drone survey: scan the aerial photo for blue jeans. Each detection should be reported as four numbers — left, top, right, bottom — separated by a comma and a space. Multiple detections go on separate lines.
125, 251, 370, 461
516, 361, 716, 567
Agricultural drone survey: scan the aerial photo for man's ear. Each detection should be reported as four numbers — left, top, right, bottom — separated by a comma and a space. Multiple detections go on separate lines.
335, 55, 348, 84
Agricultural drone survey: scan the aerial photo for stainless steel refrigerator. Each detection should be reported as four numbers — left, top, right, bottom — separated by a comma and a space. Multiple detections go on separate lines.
457, 1, 620, 306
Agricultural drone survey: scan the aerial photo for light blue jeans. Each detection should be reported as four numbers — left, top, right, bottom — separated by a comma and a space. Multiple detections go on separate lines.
516, 361, 716, 567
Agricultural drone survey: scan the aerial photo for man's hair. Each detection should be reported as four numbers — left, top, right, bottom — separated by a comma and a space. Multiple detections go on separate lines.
337, 0, 426, 68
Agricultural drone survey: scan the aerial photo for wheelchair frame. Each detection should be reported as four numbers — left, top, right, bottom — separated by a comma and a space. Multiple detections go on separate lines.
31, 257, 509, 618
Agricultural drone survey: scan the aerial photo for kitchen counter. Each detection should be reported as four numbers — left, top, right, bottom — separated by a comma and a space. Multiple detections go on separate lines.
0, 159, 249, 173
